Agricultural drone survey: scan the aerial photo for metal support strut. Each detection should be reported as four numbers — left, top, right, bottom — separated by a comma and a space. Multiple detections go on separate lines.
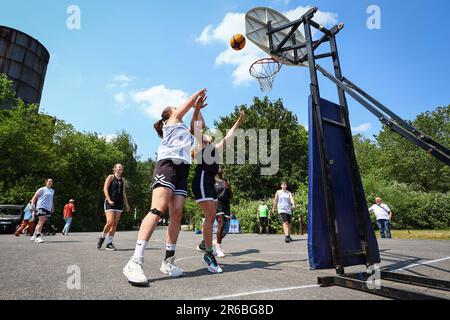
265, 6, 450, 300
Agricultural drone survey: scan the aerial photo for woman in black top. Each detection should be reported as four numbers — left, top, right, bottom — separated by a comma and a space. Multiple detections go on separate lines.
191, 107, 244, 273
98, 163, 130, 251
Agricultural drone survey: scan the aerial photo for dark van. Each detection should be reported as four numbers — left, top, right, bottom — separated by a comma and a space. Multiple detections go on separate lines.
0, 205, 24, 234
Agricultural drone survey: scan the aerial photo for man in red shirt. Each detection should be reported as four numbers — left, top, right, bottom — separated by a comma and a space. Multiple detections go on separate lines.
62, 199, 76, 235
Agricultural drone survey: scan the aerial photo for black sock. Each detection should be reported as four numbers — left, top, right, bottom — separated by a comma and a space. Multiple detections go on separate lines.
165, 250, 175, 260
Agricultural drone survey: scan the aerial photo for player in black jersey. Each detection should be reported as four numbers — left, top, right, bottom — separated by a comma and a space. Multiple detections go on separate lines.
191, 108, 244, 273
97, 163, 130, 250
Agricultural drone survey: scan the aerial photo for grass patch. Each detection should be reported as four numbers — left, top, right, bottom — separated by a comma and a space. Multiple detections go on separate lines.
376, 230, 450, 240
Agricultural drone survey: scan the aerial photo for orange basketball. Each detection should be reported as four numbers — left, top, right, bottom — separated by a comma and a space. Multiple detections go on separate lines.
230, 33, 246, 51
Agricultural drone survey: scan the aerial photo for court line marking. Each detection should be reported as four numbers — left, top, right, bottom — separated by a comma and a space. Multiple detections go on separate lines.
254, 251, 308, 255
202, 284, 320, 300
175, 253, 307, 264
175, 255, 199, 262
391, 256, 450, 272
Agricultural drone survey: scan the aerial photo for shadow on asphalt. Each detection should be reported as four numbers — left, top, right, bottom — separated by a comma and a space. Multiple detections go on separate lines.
289, 238, 305, 242
229, 249, 260, 257
380, 249, 450, 277
148, 258, 308, 284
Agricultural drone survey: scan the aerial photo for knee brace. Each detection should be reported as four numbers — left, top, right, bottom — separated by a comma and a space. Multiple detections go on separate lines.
150, 208, 163, 218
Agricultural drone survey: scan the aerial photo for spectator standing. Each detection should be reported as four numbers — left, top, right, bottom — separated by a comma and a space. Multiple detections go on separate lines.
369, 197, 393, 239
62, 199, 76, 235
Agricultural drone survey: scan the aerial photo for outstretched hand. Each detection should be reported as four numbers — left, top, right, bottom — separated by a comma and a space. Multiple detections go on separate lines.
195, 94, 208, 110
196, 88, 207, 99
238, 110, 245, 123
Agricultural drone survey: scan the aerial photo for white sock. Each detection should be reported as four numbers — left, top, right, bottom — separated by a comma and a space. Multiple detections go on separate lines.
133, 240, 148, 258
166, 243, 176, 251
107, 236, 114, 244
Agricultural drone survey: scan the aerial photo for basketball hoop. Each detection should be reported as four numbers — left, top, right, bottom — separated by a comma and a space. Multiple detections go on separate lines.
249, 57, 282, 92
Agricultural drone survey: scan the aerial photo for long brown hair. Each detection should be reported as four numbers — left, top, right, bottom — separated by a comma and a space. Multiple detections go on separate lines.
154, 107, 173, 138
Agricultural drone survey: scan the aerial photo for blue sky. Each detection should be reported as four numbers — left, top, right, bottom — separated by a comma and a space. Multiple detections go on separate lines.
1, 0, 449, 160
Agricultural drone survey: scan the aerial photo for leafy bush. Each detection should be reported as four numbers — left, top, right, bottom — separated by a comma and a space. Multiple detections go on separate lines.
362, 175, 450, 230
228, 184, 308, 234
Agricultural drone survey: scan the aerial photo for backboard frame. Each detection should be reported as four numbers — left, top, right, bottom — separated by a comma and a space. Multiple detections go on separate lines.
245, 5, 450, 300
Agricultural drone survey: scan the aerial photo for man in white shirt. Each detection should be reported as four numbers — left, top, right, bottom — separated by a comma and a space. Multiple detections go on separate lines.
369, 197, 392, 239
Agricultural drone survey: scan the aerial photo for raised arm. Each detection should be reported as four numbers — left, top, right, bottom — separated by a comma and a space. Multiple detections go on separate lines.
190, 95, 207, 134
168, 88, 207, 124
215, 110, 245, 151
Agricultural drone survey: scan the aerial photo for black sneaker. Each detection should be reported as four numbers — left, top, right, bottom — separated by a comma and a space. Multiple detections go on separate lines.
203, 252, 223, 273
97, 237, 105, 249
288, 236, 293, 242
196, 240, 206, 252
285, 237, 291, 243
106, 243, 117, 251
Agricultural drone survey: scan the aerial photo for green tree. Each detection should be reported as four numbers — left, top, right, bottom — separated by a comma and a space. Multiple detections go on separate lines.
0, 73, 17, 108
214, 96, 308, 201
0, 73, 152, 231
375, 105, 449, 192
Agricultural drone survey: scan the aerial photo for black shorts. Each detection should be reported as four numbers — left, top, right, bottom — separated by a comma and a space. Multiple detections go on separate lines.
280, 213, 292, 224
259, 217, 268, 225
152, 159, 190, 197
104, 199, 123, 212
192, 170, 217, 202
217, 202, 231, 217
36, 208, 50, 217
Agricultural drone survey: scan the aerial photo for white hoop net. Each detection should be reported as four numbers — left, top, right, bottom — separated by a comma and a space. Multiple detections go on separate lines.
249, 58, 282, 92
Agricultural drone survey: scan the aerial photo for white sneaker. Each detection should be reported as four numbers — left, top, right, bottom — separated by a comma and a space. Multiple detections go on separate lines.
123, 257, 149, 286
34, 237, 44, 243
160, 256, 183, 277
30, 235, 37, 241
203, 253, 223, 273
215, 245, 225, 258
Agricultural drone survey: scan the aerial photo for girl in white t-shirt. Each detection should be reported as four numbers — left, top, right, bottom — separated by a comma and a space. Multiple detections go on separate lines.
272, 181, 295, 243
30, 178, 55, 243
123, 88, 207, 286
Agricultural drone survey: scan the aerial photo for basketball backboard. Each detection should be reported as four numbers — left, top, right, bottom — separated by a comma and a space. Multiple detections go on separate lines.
245, 7, 308, 67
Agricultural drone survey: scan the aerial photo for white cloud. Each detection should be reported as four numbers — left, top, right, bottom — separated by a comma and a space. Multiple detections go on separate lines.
196, 6, 338, 86
100, 134, 117, 143
114, 92, 126, 105
113, 74, 134, 82
131, 85, 188, 119
271, 0, 292, 5
352, 123, 372, 133
285, 7, 337, 28
106, 74, 134, 91
105, 83, 117, 90
196, 25, 214, 44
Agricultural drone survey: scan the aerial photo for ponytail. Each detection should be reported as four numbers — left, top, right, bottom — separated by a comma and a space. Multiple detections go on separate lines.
154, 119, 164, 138
154, 106, 173, 138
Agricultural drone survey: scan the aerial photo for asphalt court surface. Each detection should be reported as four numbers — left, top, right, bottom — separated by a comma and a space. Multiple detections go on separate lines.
1, 228, 449, 300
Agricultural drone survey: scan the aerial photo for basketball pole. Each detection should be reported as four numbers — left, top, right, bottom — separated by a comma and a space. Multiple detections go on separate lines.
254, 5, 450, 299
